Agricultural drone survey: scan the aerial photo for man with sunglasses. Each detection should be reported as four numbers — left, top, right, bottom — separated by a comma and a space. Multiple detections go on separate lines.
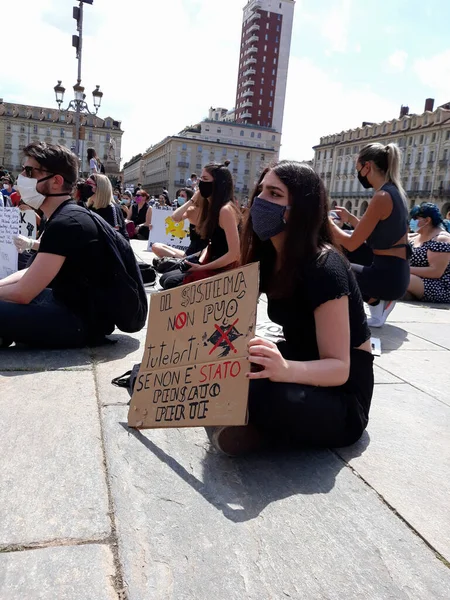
0, 142, 115, 348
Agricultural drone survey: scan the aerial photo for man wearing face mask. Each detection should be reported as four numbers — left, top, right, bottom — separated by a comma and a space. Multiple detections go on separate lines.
0, 142, 115, 348
1, 176, 14, 207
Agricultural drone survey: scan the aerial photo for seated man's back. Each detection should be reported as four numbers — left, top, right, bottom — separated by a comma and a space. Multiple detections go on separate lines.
39, 200, 114, 338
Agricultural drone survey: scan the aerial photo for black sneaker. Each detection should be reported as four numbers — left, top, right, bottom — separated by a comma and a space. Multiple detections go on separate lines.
206, 425, 264, 457
0, 338, 13, 348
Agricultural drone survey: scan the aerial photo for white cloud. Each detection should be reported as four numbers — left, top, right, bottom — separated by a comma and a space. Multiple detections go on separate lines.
280, 57, 399, 161
320, 0, 352, 53
387, 50, 408, 72
2, 0, 244, 163
1, 0, 401, 169
415, 49, 450, 98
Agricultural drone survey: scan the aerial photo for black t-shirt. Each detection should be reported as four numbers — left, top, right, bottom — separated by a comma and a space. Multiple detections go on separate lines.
268, 249, 370, 362
38, 201, 113, 335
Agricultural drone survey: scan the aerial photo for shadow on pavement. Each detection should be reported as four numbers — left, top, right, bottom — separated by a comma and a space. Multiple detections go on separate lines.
89, 334, 141, 363
376, 324, 408, 352
121, 423, 349, 523
333, 430, 371, 462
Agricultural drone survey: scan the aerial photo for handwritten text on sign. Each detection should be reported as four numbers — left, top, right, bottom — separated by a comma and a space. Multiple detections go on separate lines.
0, 208, 19, 279
128, 263, 259, 429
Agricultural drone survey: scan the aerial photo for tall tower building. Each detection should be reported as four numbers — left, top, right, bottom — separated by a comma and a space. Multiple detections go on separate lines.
234, 0, 295, 133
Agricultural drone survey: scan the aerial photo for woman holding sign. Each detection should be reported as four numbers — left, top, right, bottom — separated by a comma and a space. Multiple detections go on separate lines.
209, 161, 374, 456
160, 161, 241, 289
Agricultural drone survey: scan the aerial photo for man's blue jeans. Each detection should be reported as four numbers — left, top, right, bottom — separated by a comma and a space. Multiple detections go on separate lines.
0, 289, 89, 348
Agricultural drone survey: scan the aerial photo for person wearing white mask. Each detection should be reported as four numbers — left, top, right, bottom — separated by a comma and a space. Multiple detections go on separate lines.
0, 142, 118, 348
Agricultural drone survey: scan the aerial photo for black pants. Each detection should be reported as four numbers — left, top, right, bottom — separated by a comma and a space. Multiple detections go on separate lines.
159, 255, 200, 290
247, 348, 374, 448
346, 244, 410, 302
0, 289, 89, 348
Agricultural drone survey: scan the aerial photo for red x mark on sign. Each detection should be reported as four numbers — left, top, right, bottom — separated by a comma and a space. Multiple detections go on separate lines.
209, 319, 239, 355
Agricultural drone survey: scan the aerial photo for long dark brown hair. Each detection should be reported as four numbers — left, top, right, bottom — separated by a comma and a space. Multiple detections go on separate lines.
241, 160, 334, 297
197, 161, 240, 239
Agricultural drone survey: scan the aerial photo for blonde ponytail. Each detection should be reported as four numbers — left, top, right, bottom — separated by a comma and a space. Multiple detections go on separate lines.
385, 143, 406, 202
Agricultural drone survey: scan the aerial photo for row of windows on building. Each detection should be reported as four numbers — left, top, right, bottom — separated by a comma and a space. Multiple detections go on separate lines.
244, 10, 282, 27
245, 33, 280, 44
323, 148, 449, 175
237, 99, 274, 110
316, 131, 450, 161
239, 54, 278, 67
331, 176, 449, 194
237, 86, 275, 101
244, 22, 281, 39
3, 112, 114, 128
5, 123, 112, 143
321, 115, 450, 145
238, 78, 276, 89
179, 145, 267, 160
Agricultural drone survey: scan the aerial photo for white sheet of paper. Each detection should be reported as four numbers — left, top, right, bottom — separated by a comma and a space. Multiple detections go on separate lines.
0, 207, 20, 279
19, 209, 37, 240
147, 207, 191, 251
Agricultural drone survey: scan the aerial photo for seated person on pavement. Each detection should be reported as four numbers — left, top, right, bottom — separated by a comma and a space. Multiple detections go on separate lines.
0, 142, 119, 348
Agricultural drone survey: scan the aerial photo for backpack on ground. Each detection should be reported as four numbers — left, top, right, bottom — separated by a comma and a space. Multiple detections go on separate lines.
88, 212, 148, 333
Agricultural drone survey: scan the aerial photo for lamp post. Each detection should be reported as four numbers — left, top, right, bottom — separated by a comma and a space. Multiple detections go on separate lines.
53, 1, 102, 171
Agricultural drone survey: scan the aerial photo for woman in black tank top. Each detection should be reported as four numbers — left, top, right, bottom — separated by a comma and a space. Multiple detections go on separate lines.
160, 161, 241, 289
330, 142, 410, 328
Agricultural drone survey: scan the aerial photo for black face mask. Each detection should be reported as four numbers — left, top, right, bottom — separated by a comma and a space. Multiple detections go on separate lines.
199, 180, 214, 199
357, 169, 372, 189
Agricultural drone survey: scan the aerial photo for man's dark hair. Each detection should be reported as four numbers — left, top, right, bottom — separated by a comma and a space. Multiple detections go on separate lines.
23, 142, 78, 192
190, 173, 197, 179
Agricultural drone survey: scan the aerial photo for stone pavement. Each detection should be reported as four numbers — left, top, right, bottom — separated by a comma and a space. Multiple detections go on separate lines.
1, 239, 449, 599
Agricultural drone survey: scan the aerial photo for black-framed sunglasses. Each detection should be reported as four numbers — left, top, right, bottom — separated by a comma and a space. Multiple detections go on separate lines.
21, 166, 53, 178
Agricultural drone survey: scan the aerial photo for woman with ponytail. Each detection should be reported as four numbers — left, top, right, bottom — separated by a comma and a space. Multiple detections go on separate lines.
160, 160, 241, 289
330, 143, 410, 327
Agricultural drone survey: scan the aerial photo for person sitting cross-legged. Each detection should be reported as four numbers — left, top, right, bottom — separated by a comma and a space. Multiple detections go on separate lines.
0, 142, 119, 348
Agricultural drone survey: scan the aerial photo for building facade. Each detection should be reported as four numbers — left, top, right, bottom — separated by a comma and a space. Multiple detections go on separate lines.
0, 99, 123, 178
122, 155, 143, 191
124, 118, 280, 201
313, 99, 450, 217
234, 0, 295, 132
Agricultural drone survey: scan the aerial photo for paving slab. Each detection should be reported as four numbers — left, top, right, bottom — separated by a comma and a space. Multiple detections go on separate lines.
0, 371, 110, 546
0, 544, 117, 600
398, 322, 450, 350
389, 302, 450, 323
375, 324, 441, 352
0, 346, 92, 372
373, 365, 403, 384
375, 350, 450, 407
102, 405, 450, 600
92, 330, 146, 407
336, 382, 450, 561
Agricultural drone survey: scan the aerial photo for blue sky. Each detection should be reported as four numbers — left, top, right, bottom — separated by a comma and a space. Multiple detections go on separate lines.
3, 0, 450, 163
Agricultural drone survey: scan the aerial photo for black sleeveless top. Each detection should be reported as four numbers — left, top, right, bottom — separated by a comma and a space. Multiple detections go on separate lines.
208, 225, 228, 261
367, 182, 408, 250
187, 224, 208, 255
131, 201, 149, 226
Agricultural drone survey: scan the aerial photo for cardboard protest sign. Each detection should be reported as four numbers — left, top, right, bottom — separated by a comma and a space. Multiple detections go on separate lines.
19, 209, 37, 240
0, 207, 19, 279
128, 263, 259, 429
147, 207, 191, 251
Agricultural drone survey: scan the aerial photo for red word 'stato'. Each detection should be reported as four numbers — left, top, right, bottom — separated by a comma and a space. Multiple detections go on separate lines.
199, 361, 241, 383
